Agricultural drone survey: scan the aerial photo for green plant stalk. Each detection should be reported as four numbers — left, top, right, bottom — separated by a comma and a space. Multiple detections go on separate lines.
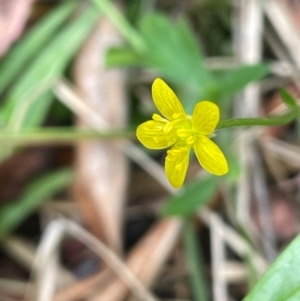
2, 110, 296, 147
217, 110, 297, 129
0, 128, 135, 146
184, 218, 210, 301
0, 168, 73, 239
91, 0, 146, 53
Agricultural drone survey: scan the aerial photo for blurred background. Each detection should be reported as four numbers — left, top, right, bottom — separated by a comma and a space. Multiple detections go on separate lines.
0, 0, 300, 300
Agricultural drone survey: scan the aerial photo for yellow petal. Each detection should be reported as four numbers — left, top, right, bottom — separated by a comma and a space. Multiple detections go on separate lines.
165, 145, 191, 188
194, 136, 228, 175
152, 78, 186, 121
192, 101, 219, 135
136, 120, 175, 149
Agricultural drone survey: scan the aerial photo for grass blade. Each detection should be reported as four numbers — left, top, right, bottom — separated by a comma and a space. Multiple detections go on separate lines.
1, 6, 99, 129
0, 168, 73, 239
184, 218, 210, 301
162, 176, 217, 217
0, 1, 78, 93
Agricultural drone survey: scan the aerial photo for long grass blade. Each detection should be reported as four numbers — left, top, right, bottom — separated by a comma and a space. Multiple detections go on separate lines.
0, 1, 78, 93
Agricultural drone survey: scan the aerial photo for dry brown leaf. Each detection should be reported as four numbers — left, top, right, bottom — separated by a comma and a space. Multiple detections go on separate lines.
53, 219, 181, 301
73, 17, 128, 255
88, 218, 181, 301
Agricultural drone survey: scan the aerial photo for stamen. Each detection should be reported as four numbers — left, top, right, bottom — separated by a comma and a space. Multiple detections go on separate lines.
186, 136, 195, 145
166, 157, 174, 162
172, 112, 181, 119
177, 129, 190, 138
152, 114, 168, 122
163, 123, 173, 134
166, 150, 176, 161
170, 149, 181, 155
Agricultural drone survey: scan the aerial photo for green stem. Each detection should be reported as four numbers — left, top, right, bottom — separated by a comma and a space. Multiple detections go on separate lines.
0, 127, 134, 146
184, 218, 210, 301
2, 110, 296, 147
217, 110, 297, 129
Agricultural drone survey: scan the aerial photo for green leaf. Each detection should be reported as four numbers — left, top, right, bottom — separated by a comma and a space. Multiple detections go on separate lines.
92, 0, 145, 52
217, 63, 270, 95
139, 13, 214, 93
243, 235, 300, 301
0, 6, 99, 128
0, 168, 73, 239
162, 176, 217, 216
106, 47, 142, 67
184, 218, 210, 301
0, 1, 78, 93
280, 89, 298, 108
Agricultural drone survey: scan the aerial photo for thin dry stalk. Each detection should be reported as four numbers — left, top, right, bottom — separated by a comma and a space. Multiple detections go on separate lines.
263, 0, 300, 68
199, 208, 268, 275
65, 219, 160, 301
262, 137, 300, 168
221, 262, 247, 284
54, 270, 113, 301
210, 214, 227, 301
264, 1, 300, 103
40, 200, 81, 225
127, 219, 182, 301
89, 219, 182, 301
234, 0, 277, 262
0, 278, 34, 298
250, 145, 277, 259
1, 236, 74, 285
31, 218, 159, 301
233, 0, 261, 243
29, 219, 66, 301
2, 236, 36, 270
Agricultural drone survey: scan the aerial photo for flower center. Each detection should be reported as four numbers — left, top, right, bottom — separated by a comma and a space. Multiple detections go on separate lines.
152, 113, 208, 146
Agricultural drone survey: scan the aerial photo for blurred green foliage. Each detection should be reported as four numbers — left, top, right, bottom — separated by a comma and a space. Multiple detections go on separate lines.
107, 12, 269, 114
280, 88, 298, 108
184, 218, 209, 301
0, 1, 99, 238
0, 4, 98, 130
162, 175, 217, 217
0, 168, 73, 239
190, 0, 232, 56
243, 235, 300, 301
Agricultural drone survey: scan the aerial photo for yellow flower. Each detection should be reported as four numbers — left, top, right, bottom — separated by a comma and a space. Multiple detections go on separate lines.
136, 78, 228, 188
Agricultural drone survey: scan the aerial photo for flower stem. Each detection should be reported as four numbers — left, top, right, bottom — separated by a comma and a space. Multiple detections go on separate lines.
0, 127, 134, 146
217, 110, 298, 129
184, 218, 210, 301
